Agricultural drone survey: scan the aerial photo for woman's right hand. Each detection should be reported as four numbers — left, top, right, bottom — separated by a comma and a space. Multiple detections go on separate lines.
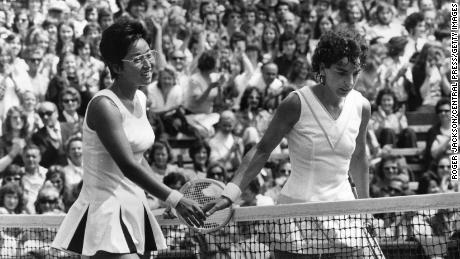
175, 197, 206, 228
203, 196, 232, 217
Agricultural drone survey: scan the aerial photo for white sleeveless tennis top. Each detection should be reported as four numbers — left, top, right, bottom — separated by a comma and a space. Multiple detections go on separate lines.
52, 89, 166, 256
279, 86, 365, 204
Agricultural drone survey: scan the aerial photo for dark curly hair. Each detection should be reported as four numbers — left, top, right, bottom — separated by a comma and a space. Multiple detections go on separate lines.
99, 18, 147, 79
311, 29, 368, 74
404, 12, 424, 34
197, 51, 217, 72
239, 87, 263, 111
375, 88, 398, 112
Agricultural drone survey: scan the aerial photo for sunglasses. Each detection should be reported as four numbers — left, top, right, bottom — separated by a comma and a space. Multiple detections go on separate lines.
5, 176, 21, 182
62, 98, 77, 104
39, 198, 58, 204
438, 165, 450, 169
383, 166, 398, 171
38, 110, 54, 117
172, 56, 185, 61
28, 58, 42, 63
280, 169, 291, 174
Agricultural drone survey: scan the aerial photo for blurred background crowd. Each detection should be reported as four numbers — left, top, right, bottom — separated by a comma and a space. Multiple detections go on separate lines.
0, 0, 457, 256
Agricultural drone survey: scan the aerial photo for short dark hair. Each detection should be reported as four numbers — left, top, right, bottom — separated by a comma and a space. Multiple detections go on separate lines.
163, 172, 186, 189
197, 51, 217, 72
311, 29, 368, 74
404, 12, 424, 34
99, 18, 147, 78
230, 31, 247, 51
278, 31, 296, 52
435, 98, 450, 114
189, 140, 211, 164
150, 140, 173, 163
376, 88, 398, 111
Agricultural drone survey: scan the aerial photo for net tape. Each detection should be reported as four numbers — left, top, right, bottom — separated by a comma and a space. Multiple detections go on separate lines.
1, 193, 459, 258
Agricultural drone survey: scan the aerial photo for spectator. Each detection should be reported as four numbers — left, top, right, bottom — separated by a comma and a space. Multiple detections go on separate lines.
274, 31, 297, 77
368, 88, 417, 148
57, 88, 83, 133
235, 87, 272, 146
148, 140, 184, 182
31, 102, 67, 168
0, 182, 25, 214
354, 41, 387, 103
368, 2, 406, 43
183, 140, 211, 180
411, 42, 450, 112
260, 22, 279, 62
425, 98, 452, 165
403, 12, 430, 63
44, 165, 72, 211
20, 91, 43, 135
33, 183, 64, 214
294, 23, 313, 63
1, 164, 24, 187
265, 159, 291, 204
20, 144, 46, 214
56, 21, 75, 56
22, 47, 51, 102
0, 106, 29, 166
381, 36, 412, 104
74, 37, 104, 96
209, 110, 244, 172
146, 65, 184, 113
98, 8, 114, 31
0, 43, 24, 120
312, 14, 335, 41
287, 57, 315, 89
184, 50, 223, 114
373, 155, 413, 197
206, 162, 228, 183
62, 135, 82, 189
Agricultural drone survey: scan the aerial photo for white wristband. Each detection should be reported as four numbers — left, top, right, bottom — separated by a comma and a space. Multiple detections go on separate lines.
165, 190, 183, 208
221, 183, 242, 203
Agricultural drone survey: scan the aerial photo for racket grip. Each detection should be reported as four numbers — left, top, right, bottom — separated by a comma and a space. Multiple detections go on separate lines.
165, 190, 184, 208
221, 183, 242, 203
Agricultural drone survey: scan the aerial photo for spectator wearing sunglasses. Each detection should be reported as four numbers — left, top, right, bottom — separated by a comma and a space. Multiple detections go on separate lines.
1, 164, 24, 187
34, 183, 64, 214
31, 102, 67, 168
424, 98, 451, 166
373, 155, 414, 197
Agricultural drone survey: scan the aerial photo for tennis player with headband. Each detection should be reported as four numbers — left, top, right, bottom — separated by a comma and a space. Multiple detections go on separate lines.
52, 19, 205, 258
204, 30, 382, 258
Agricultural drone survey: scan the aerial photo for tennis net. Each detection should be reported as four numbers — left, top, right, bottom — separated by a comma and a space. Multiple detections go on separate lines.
1, 192, 460, 258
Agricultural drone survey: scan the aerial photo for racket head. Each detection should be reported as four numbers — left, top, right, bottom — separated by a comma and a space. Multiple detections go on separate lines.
175, 179, 233, 234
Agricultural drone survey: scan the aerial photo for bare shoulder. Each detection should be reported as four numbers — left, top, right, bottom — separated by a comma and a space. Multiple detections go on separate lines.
275, 91, 301, 126
86, 96, 121, 131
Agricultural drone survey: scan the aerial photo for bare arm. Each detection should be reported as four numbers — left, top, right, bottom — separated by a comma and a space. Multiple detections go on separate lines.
87, 97, 173, 201
349, 98, 371, 199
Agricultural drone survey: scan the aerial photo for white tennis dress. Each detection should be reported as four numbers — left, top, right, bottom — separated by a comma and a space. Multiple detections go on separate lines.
52, 89, 166, 256
269, 86, 378, 256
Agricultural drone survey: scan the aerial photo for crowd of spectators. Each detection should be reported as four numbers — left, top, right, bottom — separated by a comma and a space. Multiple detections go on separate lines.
0, 0, 457, 257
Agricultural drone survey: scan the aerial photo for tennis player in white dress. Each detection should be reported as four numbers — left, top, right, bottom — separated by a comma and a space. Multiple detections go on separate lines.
52, 19, 205, 258
205, 30, 385, 258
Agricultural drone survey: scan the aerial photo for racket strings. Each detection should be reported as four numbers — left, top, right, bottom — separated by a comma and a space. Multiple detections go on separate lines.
182, 181, 232, 231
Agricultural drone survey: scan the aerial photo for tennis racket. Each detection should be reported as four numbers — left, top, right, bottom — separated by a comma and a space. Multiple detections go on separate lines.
348, 174, 386, 259
174, 179, 234, 234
